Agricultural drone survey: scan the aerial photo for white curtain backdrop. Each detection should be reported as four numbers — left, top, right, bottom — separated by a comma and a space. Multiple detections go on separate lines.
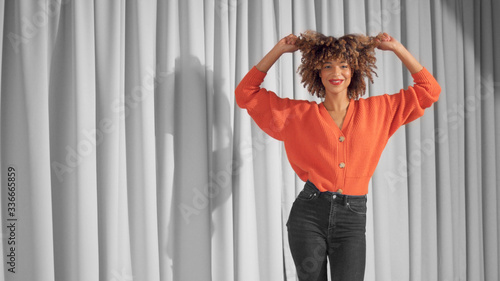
1, 0, 499, 280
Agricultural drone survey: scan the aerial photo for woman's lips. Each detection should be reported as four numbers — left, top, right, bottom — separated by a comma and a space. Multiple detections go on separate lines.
329, 79, 343, 85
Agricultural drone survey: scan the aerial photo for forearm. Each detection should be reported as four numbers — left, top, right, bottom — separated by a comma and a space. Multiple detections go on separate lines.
376, 33, 424, 74
255, 46, 284, 73
392, 44, 423, 74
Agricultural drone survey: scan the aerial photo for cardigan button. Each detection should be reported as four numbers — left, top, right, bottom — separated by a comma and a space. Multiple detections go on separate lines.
339, 162, 346, 168
337, 189, 343, 194
339, 136, 345, 142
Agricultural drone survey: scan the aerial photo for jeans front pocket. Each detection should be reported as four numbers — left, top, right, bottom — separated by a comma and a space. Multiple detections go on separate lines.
296, 189, 318, 201
347, 200, 367, 215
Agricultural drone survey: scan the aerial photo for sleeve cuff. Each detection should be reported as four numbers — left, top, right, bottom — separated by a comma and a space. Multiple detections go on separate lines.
245, 66, 267, 85
411, 67, 433, 83
410, 67, 441, 106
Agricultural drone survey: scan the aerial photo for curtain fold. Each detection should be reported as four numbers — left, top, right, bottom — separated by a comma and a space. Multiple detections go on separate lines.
49, 1, 99, 280
1, 0, 499, 280
94, 1, 133, 281
1, 1, 55, 280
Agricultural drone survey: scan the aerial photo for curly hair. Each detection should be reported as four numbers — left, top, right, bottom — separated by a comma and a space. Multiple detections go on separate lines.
295, 30, 378, 99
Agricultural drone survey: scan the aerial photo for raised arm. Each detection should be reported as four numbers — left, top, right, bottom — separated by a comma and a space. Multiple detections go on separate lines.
255, 34, 299, 73
235, 34, 300, 140
375, 33, 423, 74
374, 33, 441, 136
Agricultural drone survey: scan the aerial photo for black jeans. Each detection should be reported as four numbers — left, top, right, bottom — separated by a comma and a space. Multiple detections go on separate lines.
287, 181, 367, 281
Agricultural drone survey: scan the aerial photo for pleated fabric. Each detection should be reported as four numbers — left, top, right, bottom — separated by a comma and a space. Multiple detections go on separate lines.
0, 0, 499, 280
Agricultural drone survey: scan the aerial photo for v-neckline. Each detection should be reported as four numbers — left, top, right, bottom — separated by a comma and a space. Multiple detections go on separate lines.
320, 99, 354, 134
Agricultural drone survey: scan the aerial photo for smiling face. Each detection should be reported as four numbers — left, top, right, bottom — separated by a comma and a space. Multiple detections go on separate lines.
319, 59, 352, 97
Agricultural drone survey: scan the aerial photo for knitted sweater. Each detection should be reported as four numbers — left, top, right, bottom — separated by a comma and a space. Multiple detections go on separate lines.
235, 66, 441, 195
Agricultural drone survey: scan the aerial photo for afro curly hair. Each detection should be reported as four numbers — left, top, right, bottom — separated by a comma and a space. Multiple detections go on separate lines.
295, 30, 378, 99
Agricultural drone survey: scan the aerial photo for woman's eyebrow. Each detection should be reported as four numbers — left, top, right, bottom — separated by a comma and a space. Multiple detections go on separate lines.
323, 61, 348, 65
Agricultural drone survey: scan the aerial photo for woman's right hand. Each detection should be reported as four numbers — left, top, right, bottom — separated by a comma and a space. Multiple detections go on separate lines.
255, 34, 299, 73
275, 34, 299, 54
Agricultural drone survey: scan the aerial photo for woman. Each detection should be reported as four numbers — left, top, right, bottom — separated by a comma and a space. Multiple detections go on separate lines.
235, 31, 441, 281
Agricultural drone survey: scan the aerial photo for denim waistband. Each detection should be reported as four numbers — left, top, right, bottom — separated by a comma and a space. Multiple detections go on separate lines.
305, 180, 367, 203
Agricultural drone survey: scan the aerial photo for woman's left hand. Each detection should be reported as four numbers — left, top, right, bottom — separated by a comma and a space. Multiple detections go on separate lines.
375, 32, 423, 74
375, 32, 400, 51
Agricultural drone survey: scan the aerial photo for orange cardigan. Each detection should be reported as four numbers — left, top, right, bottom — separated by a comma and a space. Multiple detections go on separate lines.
235, 66, 441, 195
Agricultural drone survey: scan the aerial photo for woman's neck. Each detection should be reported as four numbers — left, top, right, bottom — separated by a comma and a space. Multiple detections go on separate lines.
323, 93, 350, 112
